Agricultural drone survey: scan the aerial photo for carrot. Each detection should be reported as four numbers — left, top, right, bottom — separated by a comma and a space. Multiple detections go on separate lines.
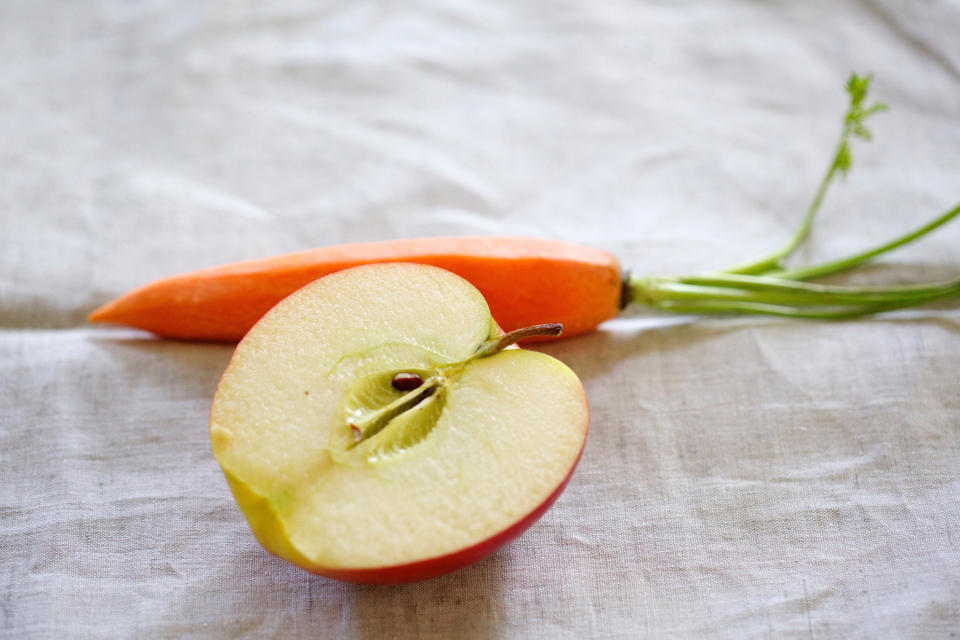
88, 236, 623, 341
89, 74, 960, 341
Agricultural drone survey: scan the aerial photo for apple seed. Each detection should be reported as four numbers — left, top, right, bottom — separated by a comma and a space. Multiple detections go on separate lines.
349, 424, 362, 442
391, 372, 424, 391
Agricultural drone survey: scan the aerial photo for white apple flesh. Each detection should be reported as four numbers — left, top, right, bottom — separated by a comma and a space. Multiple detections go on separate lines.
210, 263, 589, 583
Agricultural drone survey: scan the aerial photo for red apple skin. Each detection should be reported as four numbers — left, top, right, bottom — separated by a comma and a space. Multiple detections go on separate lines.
284, 432, 587, 585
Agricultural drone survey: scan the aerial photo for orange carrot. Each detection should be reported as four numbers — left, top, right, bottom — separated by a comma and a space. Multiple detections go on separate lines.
88, 237, 624, 342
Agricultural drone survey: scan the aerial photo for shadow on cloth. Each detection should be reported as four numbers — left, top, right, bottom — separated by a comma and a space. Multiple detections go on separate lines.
532, 309, 960, 384
86, 331, 235, 396
168, 539, 508, 638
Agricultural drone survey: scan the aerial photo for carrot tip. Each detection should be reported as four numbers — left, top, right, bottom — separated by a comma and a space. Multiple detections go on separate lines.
88, 301, 117, 324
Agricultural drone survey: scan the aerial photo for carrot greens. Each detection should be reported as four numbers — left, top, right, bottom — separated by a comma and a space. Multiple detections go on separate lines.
627, 74, 960, 319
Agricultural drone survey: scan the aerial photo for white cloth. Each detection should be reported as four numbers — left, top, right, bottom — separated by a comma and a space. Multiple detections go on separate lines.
2, 1, 959, 637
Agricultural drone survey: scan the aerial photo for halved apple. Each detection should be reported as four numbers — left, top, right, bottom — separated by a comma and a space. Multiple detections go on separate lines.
209, 263, 589, 583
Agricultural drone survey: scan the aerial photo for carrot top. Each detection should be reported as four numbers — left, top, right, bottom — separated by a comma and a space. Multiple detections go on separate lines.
90, 74, 959, 341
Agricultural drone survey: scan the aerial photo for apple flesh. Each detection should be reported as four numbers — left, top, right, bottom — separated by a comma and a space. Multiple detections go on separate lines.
210, 263, 589, 583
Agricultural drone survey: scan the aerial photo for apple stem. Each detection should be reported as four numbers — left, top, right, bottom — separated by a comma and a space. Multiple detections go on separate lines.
475, 323, 563, 358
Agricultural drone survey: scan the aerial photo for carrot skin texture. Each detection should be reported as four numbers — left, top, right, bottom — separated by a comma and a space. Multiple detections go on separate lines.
88, 237, 623, 341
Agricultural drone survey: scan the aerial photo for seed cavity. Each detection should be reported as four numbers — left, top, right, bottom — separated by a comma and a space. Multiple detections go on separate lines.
330, 367, 445, 465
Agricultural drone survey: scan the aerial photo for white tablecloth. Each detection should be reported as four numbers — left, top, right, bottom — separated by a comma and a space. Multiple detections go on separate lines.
3, 2, 959, 637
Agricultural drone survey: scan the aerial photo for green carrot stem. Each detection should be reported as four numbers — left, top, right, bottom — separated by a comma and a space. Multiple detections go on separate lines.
649, 294, 956, 320
723, 73, 887, 276
631, 276, 960, 310
675, 273, 959, 298
722, 154, 838, 276
649, 279, 960, 307
769, 202, 960, 281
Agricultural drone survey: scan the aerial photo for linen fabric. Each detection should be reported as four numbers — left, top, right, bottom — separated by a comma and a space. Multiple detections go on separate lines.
2, 1, 959, 637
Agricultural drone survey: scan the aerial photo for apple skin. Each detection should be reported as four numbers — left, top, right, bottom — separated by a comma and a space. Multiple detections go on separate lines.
210, 264, 590, 583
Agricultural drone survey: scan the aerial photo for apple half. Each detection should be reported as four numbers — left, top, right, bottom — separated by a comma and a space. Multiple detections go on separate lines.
209, 263, 589, 583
